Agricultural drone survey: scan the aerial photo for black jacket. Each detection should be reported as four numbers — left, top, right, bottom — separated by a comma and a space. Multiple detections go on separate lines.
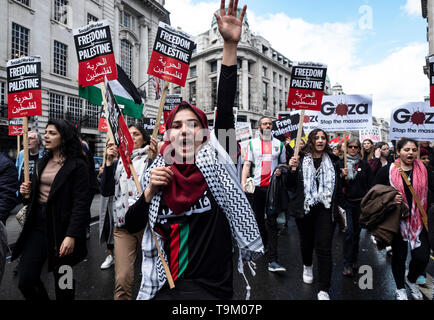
12, 155, 90, 270
286, 153, 343, 219
338, 158, 374, 205
0, 154, 18, 225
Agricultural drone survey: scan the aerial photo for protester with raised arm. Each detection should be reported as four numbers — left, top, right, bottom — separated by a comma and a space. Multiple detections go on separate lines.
125, 0, 263, 300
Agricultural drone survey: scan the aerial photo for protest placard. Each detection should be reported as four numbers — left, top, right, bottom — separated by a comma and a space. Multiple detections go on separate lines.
389, 102, 434, 141
98, 110, 108, 132
317, 94, 372, 131
7, 56, 42, 119
161, 94, 182, 132
147, 22, 195, 87
73, 20, 118, 87
279, 110, 319, 133
287, 62, 327, 111
143, 117, 157, 135
105, 79, 134, 177
8, 118, 23, 136
272, 114, 303, 142
235, 122, 252, 142
359, 126, 381, 143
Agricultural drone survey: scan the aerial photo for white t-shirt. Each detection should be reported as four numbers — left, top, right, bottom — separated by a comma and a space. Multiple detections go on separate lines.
244, 137, 286, 187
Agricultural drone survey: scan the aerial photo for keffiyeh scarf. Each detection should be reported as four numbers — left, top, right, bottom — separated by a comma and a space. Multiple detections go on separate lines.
137, 131, 264, 300
113, 146, 149, 227
302, 153, 335, 213
346, 154, 361, 180
389, 159, 428, 250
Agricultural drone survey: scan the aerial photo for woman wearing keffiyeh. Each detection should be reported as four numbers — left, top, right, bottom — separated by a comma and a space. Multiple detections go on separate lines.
339, 138, 374, 277
124, 0, 263, 300
374, 138, 434, 300
287, 129, 343, 300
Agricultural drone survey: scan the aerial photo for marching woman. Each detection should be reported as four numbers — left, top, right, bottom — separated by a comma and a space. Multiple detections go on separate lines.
13, 119, 90, 300
368, 141, 392, 176
374, 138, 434, 300
124, 0, 263, 300
339, 138, 374, 277
100, 124, 153, 300
361, 139, 374, 161
287, 129, 343, 300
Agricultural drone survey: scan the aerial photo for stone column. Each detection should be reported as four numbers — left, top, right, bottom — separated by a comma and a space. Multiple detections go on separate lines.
139, 17, 149, 90
114, 1, 123, 59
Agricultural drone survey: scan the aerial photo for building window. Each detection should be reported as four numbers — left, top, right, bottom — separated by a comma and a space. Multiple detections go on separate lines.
285, 77, 288, 88
262, 66, 267, 78
189, 81, 196, 104
53, 40, 68, 76
84, 101, 99, 129
66, 96, 82, 125
49, 93, 65, 120
237, 59, 242, 69
248, 61, 252, 73
190, 65, 197, 77
235, 76, 240, 108
279, 89, 283, 110
248, 78, 251, 109
0, 82, 6, 118
120, 39, 132, 79
87, 13, 98, 24
211, 77, 217, 108
279, 75, 283, 87
54, 0, 69, 25
210, 61, 217, 73
273, 72, 277, 83
173, 86, 181, 94
17, 0, 30, 6
262, 45, 268, 54
121, 11, 134, 29
273, 87, 276, 105
262, 82, 268, 110
11, 23, 29, 59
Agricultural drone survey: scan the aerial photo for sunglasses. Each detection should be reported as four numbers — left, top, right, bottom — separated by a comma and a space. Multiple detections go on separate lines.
348, 145, 359, 149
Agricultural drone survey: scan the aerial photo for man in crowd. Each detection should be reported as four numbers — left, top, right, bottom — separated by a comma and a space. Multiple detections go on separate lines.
15, 131, 44, 187
242, 116, 286, 272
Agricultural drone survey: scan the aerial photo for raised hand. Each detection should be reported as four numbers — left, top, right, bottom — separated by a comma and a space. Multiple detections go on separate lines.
214, 0, 247, 44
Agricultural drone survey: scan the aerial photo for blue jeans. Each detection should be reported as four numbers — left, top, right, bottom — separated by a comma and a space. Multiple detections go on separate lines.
343, 201, 362, 268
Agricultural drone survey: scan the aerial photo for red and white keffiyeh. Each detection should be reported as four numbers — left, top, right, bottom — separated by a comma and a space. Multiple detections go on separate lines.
389, 159, 428, 249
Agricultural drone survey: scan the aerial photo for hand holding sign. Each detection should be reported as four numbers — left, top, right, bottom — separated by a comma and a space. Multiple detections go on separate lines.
214, 0, 247, 44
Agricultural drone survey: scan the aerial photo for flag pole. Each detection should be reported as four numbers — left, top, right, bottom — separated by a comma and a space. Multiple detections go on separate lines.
149, 81, 169, 160
17, 135, 20, 157
343, 131, 348, 169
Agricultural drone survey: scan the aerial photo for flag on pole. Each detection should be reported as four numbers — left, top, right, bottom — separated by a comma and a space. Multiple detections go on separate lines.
78, 64, 144, 119
152, 77, 162, 100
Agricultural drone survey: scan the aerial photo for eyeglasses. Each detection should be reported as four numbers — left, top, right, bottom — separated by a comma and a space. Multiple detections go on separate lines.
348, 146, 359, 149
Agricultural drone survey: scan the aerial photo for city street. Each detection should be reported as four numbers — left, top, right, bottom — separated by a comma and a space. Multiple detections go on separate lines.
1, 194, 432, 300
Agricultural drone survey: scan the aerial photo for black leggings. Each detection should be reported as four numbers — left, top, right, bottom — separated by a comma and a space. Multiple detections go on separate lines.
295, 204, 336, 292
253, 187, 268, 247
18, 205, 75, 300
391, 227, 431, 289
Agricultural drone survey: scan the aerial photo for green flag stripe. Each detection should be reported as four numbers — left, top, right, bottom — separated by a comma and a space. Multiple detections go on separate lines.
178, 223, 189, 278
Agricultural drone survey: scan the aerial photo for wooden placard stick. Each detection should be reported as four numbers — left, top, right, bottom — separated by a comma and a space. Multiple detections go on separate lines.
149, 81, 169, 160
292, 110, 305, 171
343, 131, 348, 169
17, 135, 20, 156
22, 117, 30, 199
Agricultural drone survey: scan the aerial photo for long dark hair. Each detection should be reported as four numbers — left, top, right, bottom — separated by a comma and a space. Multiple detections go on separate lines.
45, 119, 87, 162
129, 124, 150, 148
301, 128, 333, 156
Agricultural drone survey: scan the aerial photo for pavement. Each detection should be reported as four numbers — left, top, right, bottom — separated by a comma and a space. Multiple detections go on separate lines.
0, 196, 433, 300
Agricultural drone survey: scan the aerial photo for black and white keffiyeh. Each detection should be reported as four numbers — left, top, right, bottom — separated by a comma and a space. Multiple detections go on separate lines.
136, 131, 264, 300
302, 153, 335, 213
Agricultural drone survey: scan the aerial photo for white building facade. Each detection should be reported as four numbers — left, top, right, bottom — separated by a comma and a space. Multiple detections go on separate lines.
173, 11, 297, 128
0, 0, 170, 157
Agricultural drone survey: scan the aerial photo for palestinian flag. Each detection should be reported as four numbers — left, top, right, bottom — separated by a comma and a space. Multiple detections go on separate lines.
79, 64, 144, 119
